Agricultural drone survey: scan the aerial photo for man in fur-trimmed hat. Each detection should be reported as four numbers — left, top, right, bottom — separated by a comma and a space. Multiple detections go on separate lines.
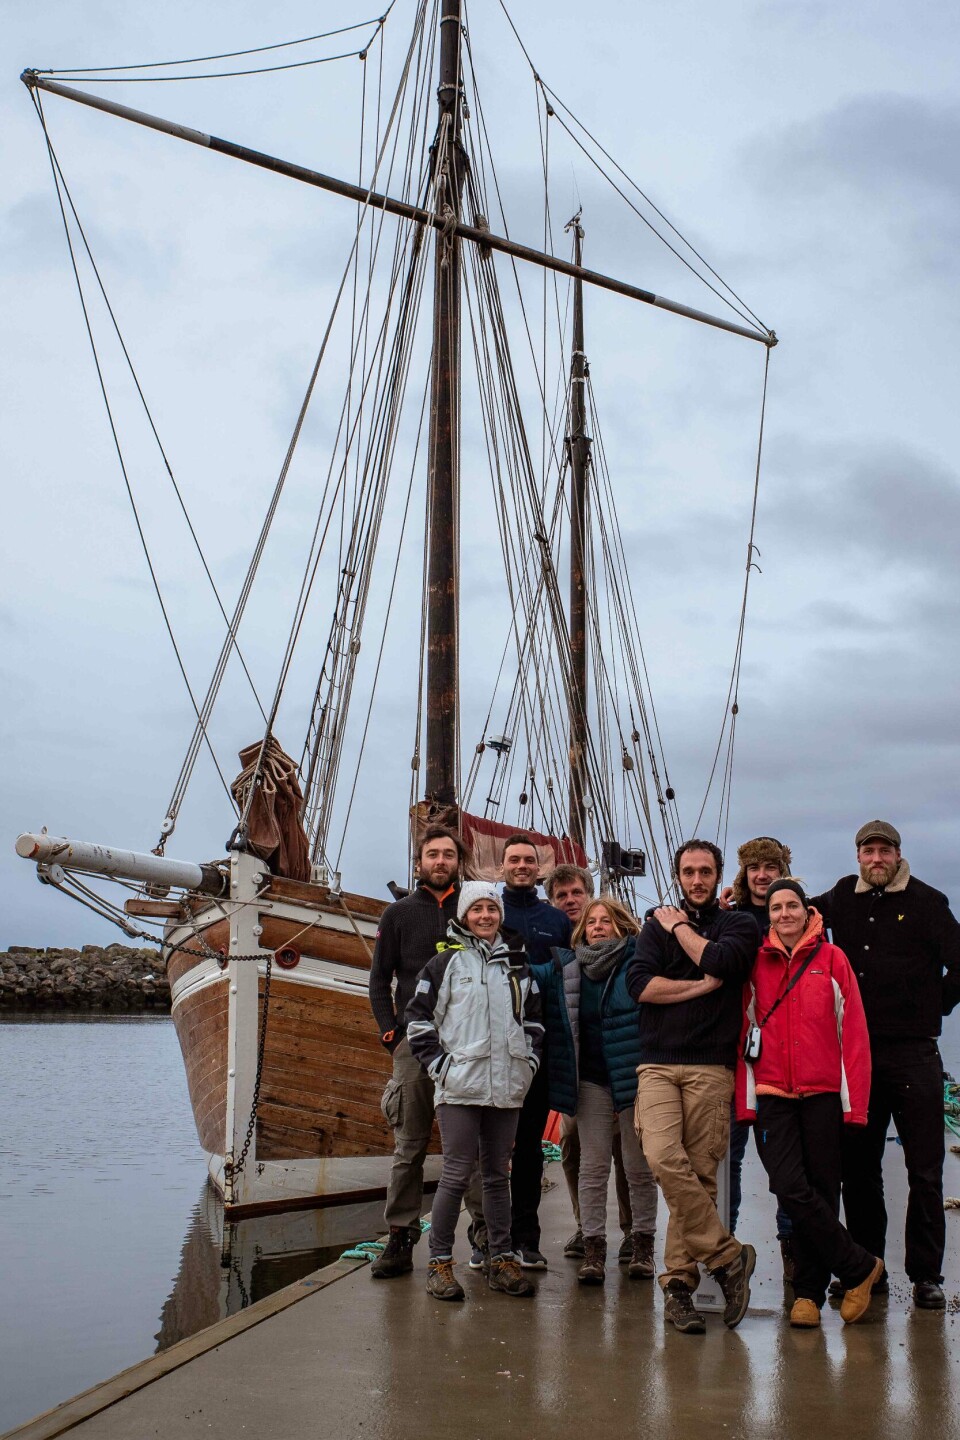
730, 835, 793, 932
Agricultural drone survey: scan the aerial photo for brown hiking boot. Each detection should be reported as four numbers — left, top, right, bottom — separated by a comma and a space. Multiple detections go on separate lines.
627, 1231, 655, 1280
425, 1257, 465, 1301
789, 1298, 821, 1328
577, 1236, 606, 1286
663, 1282, 706, 1334
840, 1257, 884, 1324
711, 1242, 756, 1329
370, 1225, 418, 1279
488, 1253, 535, 1297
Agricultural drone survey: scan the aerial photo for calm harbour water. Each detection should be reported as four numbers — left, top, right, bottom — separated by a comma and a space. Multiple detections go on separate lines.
0, 1015, 382, 1435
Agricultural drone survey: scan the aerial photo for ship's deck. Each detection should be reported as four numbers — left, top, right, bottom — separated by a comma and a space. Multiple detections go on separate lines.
8, 1141, 960, 1440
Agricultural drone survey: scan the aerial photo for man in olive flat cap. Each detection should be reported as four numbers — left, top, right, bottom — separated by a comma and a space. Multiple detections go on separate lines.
810, 821, 960, 1310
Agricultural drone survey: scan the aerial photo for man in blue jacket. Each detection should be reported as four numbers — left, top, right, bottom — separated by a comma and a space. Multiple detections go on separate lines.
500, 833, 572, 1267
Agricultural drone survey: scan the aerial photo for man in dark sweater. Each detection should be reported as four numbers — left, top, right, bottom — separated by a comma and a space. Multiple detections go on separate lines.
500, 833, 572, 1268
810, 820, 960, 1310
626, 839, 757, 1333
368, 824, 481, 1278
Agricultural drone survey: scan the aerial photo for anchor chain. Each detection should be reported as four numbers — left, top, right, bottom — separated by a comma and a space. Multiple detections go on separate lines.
223, 947, 273, 1186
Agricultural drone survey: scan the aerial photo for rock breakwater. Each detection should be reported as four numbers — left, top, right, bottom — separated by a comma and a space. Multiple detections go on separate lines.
0, 945, 171, 1011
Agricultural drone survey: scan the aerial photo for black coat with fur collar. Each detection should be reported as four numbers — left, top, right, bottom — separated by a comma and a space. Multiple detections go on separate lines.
811, 869, 960, 1038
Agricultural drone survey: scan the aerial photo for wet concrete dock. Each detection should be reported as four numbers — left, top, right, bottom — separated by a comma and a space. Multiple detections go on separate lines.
8, 1143, 960, 1440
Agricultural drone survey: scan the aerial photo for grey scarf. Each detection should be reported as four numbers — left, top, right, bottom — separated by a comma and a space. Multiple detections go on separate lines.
577, 936, 628, 983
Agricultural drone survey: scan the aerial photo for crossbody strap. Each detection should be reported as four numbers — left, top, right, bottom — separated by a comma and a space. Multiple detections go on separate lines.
757, 938, 823, 1030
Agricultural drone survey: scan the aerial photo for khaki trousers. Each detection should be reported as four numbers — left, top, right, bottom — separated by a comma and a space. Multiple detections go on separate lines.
634, 1063, 739, 1290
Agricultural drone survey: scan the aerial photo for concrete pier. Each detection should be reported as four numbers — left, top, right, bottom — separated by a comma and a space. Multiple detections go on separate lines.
7, 1145, 960, 1440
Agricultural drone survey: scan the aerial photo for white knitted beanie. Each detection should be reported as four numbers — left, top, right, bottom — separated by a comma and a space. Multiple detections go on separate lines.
457, 881, 504, 923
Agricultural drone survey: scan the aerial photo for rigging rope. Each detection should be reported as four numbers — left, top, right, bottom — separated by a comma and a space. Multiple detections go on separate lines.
37, 13, 395, 74
493, 0, 769, 335
691, 344, 772, 841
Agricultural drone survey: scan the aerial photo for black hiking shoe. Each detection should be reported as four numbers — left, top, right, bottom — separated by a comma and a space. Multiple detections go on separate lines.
618, 1233, 633, 1264
577, 1236, 606, 1285
663, 1282, 706, 1334
564, 1228, 586, 1259
780, 1236, 796, 1285
711, 1242, 756, 1329
370, 1225, 418, 1279
425, 1257, 465, 1301
627, 1231, 655, 1279
488, 1254, 535, 1297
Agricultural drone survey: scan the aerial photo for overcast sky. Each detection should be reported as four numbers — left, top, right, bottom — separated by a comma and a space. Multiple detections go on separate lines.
3, 0, 959, 950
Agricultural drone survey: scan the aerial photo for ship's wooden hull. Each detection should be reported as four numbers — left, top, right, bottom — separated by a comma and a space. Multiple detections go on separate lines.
165, 875, 439, 1200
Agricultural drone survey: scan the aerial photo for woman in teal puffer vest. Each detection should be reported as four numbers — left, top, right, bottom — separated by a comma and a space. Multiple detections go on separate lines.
531, 896, 658, 1285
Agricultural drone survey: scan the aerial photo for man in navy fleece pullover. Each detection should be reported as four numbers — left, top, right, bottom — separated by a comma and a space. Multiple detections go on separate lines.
500, 833, 572, 1266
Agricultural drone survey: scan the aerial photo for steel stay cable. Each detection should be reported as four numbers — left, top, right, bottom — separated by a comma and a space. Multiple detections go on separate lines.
176, 0, 431, 844
32, 89, 238, 815
300, 11, 435, 841
36, 110, 268, 731
691, 344, 771, 839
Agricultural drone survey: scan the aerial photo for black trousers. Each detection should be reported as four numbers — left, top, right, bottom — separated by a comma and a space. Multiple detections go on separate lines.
841, 1037, 945, 1283
755, 1093, 875, 1305
510, 1059, 550, 1249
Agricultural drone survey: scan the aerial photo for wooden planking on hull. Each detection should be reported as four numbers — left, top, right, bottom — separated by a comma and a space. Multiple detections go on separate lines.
255, 1103, 393, 1160
172, 980, 229, 1154
167, 939, 421, 1163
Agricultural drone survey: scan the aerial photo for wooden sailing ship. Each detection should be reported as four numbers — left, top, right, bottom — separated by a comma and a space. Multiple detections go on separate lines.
15, 1, 775, 1214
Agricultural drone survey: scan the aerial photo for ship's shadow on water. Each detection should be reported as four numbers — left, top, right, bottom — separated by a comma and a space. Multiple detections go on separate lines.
156, 1183, 385, 1351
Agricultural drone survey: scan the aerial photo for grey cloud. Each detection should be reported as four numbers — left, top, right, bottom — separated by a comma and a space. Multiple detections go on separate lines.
744, 94, 960, 277
763, 436, 960, 575
757, 94, 960, 201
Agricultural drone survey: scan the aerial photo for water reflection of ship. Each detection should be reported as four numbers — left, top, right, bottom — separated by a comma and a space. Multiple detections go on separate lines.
156, 1183, 388, 1351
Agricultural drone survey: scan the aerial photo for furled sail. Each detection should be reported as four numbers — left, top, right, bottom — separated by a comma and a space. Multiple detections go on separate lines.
231, 739, 311, 882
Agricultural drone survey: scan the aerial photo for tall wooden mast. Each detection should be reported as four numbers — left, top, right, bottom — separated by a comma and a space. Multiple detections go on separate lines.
424, 0, 465, 808
567, 217, 592, 851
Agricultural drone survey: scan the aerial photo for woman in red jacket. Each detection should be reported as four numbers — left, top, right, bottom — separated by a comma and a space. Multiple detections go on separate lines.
736, 878, 883, 1327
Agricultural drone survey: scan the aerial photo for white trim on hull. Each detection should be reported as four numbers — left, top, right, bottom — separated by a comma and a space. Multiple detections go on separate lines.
205, 1151, 443, 1214
169, 951, 373, 1012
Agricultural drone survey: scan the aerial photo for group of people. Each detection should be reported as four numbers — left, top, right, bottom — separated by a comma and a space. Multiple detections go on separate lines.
367, 820, 960, 1331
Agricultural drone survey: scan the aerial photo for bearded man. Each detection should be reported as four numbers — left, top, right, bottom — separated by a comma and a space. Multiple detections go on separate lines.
811, 820, 960, 1310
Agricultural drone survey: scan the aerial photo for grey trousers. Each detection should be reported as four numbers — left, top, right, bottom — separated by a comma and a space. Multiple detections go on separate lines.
383, 1039, 481, 1230
431, 1104, 520, 1259
560, 1113, 633, 1235
578, 1080, 658, 1240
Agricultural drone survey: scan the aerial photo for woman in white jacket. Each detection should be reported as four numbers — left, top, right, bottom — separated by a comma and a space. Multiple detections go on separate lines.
406, 881, 544, 1302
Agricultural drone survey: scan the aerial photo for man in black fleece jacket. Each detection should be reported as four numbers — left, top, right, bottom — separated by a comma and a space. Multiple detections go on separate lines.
367, 825, 481, 1277
810, 819, 960, 1310
626, 839, 757, 1333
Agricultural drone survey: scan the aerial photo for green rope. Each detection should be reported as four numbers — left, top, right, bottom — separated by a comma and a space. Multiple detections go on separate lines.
944, 1081, 960, 1139
340, 1217, 431, 1262
542, 1140, 562, 1164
